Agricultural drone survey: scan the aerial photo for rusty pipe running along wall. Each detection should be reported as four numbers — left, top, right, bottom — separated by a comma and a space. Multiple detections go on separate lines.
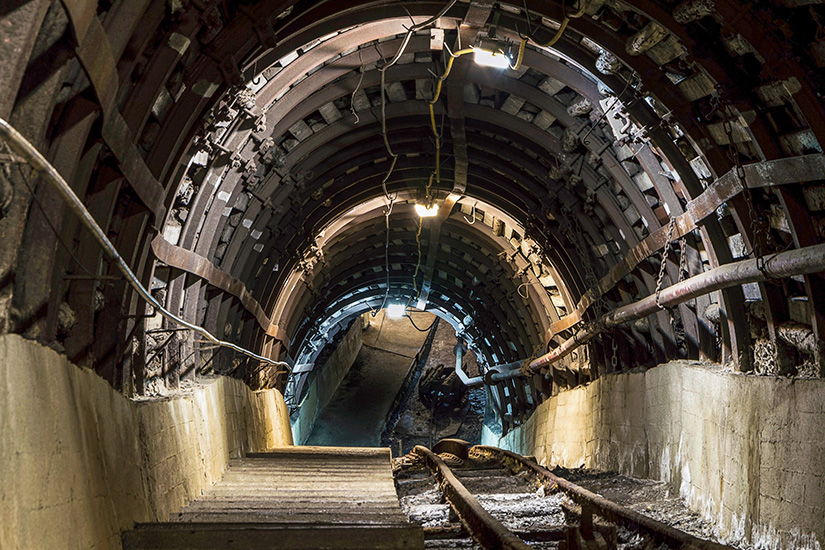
0, 118, 290, 371
527, 242, 825, 373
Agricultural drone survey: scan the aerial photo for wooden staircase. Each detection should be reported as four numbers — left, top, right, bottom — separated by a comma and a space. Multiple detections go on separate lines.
122, 446, 423, 549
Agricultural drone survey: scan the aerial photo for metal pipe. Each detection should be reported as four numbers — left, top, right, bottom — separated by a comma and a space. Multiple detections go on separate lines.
0, 117, 290, 371
456, 351, 528, 386
454, 341, 484, 386
485, 362, 526, 384
528, 242, 825, 372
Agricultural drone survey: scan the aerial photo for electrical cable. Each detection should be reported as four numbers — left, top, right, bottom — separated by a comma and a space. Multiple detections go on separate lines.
370, 197, 395, 317
380, 0, 459, 71
350, 49, 366, 124
376, 0, 460, 172
406, 312, 438, 332
508, 36, 528, 71
0, 117, 290, 370
368, 0, 459, 316
520, 0, 587, 48
412, 215, 424, 299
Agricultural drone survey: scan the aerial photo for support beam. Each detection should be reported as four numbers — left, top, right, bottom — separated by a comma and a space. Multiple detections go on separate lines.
548, 155, 825, 337
417, 6, 492, 308
527, 241, 825, 373
150, 235, 283, 339
58, 0, 166, 219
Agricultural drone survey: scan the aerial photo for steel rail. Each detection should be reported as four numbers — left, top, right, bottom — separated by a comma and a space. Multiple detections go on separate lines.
0, 117, 290, 371
527, 241, 825, 373
412, 445, 533, 550
473, 446, 735, 550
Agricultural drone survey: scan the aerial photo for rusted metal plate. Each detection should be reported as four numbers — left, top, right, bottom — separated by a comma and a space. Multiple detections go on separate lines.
151, 235, 278, 338
59, 0, 166, 220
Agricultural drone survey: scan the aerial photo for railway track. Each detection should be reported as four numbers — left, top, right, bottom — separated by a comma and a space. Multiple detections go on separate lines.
394, 440, 734, 550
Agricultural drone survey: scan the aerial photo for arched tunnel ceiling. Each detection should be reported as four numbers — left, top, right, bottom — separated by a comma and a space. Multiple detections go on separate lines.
4, 0, 825, 391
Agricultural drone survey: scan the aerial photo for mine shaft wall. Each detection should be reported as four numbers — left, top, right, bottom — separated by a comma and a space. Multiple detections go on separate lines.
0, 334, 293, 550
486, 361, 824, 550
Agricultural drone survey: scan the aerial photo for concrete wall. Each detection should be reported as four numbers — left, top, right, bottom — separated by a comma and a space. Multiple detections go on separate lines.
485, 361, 825, 550
0, 334, 292, 550
291, 320, 363, 444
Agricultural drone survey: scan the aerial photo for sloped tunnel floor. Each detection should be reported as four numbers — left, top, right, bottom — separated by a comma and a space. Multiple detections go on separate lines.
305, 310, 435, 447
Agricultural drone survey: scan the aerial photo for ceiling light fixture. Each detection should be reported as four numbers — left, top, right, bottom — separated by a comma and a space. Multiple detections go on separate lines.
415, 203, 439, 217
472, 36, 512, 69
386, 303, 406, 319
472, 46, 510, 69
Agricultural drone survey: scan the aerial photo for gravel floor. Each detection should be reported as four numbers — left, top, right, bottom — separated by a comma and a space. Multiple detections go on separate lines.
397, 459, 754, 550
551, 467, 754, 550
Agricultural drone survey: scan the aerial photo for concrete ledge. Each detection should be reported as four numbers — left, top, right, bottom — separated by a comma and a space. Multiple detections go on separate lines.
0, 334, 292, 550
489, 361, 825, 550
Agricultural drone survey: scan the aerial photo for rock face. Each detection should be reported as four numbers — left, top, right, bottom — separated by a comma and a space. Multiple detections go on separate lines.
596, 50, 622, 75
626, 22, 668, 56
672, 0, 715, 24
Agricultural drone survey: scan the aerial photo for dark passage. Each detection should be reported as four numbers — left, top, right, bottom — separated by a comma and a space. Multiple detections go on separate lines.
305, 310, 435, 446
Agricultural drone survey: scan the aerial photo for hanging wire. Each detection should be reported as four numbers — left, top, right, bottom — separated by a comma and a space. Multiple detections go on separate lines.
370, 197, 396, 317
428, 46, 473, 185
367, 0, 460, 316
412, 215, 425, 299
350, 49, 366, 124
508, 36, 528, 71
520, 0, 588, 47
406, 312, 438, 332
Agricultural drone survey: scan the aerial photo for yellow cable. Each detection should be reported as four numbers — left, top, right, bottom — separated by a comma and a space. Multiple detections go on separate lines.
532, 0, 587, 48
510, 36, 527, 70
427, 48, 473, 184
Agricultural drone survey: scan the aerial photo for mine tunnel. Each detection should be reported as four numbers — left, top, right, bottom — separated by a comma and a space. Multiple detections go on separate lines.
1, 0, 825, 548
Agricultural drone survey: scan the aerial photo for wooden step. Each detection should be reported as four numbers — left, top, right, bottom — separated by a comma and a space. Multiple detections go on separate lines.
122, 446, 423, 549
122, 522, 423, 549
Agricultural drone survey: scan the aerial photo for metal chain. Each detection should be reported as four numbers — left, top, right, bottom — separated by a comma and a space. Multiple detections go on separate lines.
610, 336, 618, 370
655, 216, 676, 309
678, 236, 688, 283
723, 115, 773, 264
654, 217, 687, 352
561, 205, 605, 314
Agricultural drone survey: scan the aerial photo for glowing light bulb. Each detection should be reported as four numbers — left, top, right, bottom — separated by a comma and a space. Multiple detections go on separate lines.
387, 304, 405, 319
414, 203, 439, 217
472, 47, 510, 69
